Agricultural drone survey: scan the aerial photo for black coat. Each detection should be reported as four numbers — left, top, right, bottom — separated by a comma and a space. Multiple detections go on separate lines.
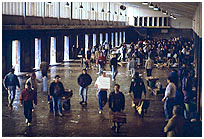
50, 81, 65, 98
129, 78, 146, 99
77, 73, 92, 88
109, 91, 125, 112
110, 57, 118, 69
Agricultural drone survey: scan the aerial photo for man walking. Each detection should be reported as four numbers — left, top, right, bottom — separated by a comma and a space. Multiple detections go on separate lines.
20, 82, 37, 126
145, 56, 154, 77
110, 54, 118, 81
77, 69, 92, 105
109, 84, 125, 133
3, 68, 20, 109
49, 75, 65, 116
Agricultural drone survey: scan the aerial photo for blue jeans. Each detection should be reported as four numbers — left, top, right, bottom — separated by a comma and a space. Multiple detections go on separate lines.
111, 66, 118, 80
79, 86, 88, 102
98, 64, 103, 76
98, 90, 107, 110
164, 98, 175, 120
52, 97, 62, 115
7, 86, 16, 106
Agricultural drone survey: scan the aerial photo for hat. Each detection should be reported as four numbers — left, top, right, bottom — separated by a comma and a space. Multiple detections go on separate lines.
55, 75, 61, 78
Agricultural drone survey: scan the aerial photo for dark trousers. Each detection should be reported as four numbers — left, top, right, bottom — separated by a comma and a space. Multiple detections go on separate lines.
24, 101, 33, 123
164, 98, 175, 120
146, 69, 152, 77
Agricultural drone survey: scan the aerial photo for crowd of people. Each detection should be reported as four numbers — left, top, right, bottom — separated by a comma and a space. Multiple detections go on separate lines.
3, 36, 197, 136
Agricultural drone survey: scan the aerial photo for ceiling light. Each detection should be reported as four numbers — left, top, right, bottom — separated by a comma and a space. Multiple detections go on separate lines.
170, 14, 174, 18
149, 3, 154, 8
79, 5, 83, 9
120, 5, 126, 10
173, 16, 176, 20
65, 2, 69, 7
115, 11, 117, 14
142, 2, 148, 5
92, 8, 94, 11
120, 12, 122, 15
153, 5, 159, 11
158, 8, 161, 11
101, 8, 104, 12
108, 10, 111, 13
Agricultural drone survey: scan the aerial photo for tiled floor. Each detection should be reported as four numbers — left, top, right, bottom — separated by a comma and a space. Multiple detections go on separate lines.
2, 61, 201, 137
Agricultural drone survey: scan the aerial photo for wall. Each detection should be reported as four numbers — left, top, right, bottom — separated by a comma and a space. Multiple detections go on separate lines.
170, 17, 192, 29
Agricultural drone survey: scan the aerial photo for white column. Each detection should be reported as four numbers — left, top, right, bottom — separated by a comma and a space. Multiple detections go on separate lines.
147, 17, 149, 27
157, 17, 159, 27
115, 32, 118, 46
142, 17, 144, 26
105, 33, 108, 43
162, 17, 164, 27
100, 33, 103, 45
119, 32, 122, 46
50, 37, 57, 65
76, 35, 79, 48
64, 36, 70, 61
35, 38, 41, 69
93, 34, 97, 46
12, 40, 21, 74
111, 32, 114, 47
85, 34, 89, 55
123, 32, 125, 43
137, 16, 139, 26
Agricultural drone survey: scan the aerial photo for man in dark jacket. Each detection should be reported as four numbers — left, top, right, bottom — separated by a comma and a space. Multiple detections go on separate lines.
3, 68, 20, 109
129, 72, 146, 99
109, 84, 125, 133
20, 81, 37, 126
49, 75, 65, 116
77, 69, 92, 105
110, 54, 118, 81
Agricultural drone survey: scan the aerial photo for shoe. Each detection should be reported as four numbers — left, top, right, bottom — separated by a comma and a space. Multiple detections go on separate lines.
25, 119, 28, 124
27, 123, 32, 126
115, 127, 119, 133
79, 101, 83, 105
58, 113, 63, 117
99, 110, 102, 114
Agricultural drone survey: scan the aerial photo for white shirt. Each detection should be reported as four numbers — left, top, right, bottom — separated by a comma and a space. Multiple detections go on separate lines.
164, 82, 176, 99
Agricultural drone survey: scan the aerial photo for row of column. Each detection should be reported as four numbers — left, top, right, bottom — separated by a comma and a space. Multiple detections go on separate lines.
2, 30, 126, 74
136, 16, 168, 27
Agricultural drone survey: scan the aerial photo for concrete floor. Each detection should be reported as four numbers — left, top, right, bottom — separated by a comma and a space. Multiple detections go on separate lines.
2, 61, 201, 137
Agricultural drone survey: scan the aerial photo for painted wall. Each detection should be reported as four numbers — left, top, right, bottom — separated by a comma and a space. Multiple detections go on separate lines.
170, 17, 192, 29
192, 2, 202, 37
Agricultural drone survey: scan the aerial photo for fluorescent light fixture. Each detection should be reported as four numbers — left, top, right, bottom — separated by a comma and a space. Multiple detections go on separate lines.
101, 9, 104, 12
154, 5, 159, 11
142, 2, 148, 5
149, 3, 154, 8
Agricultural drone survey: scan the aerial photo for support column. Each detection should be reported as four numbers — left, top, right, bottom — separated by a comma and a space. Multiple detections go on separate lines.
137, 16, 139, 26
123, 31, 126, 43
64, 36, 70, 61
142, 17, 144, 26
105, 33, 108, 43
85, 34, 89, 55
100, 33, 103, 45
56, 34, 64, 63
111, 32, 114, 47
115, 32, 118, 46
119, 32, 122, 46
157, 17, 159, 27
162, 17, 164, 27
147, 17, 149, 27
93, 33, 97, 47
152, 17, 155, 26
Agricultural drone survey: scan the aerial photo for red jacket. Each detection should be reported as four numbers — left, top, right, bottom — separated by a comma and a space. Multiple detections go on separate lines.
20, 88, 37, 105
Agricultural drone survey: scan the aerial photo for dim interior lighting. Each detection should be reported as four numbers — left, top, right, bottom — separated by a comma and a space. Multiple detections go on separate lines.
149, 3, 154, 8
153, 5, 159, 11
101, 8, 104, 12
115, 11, 117, 14
142, 2, 148, 5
